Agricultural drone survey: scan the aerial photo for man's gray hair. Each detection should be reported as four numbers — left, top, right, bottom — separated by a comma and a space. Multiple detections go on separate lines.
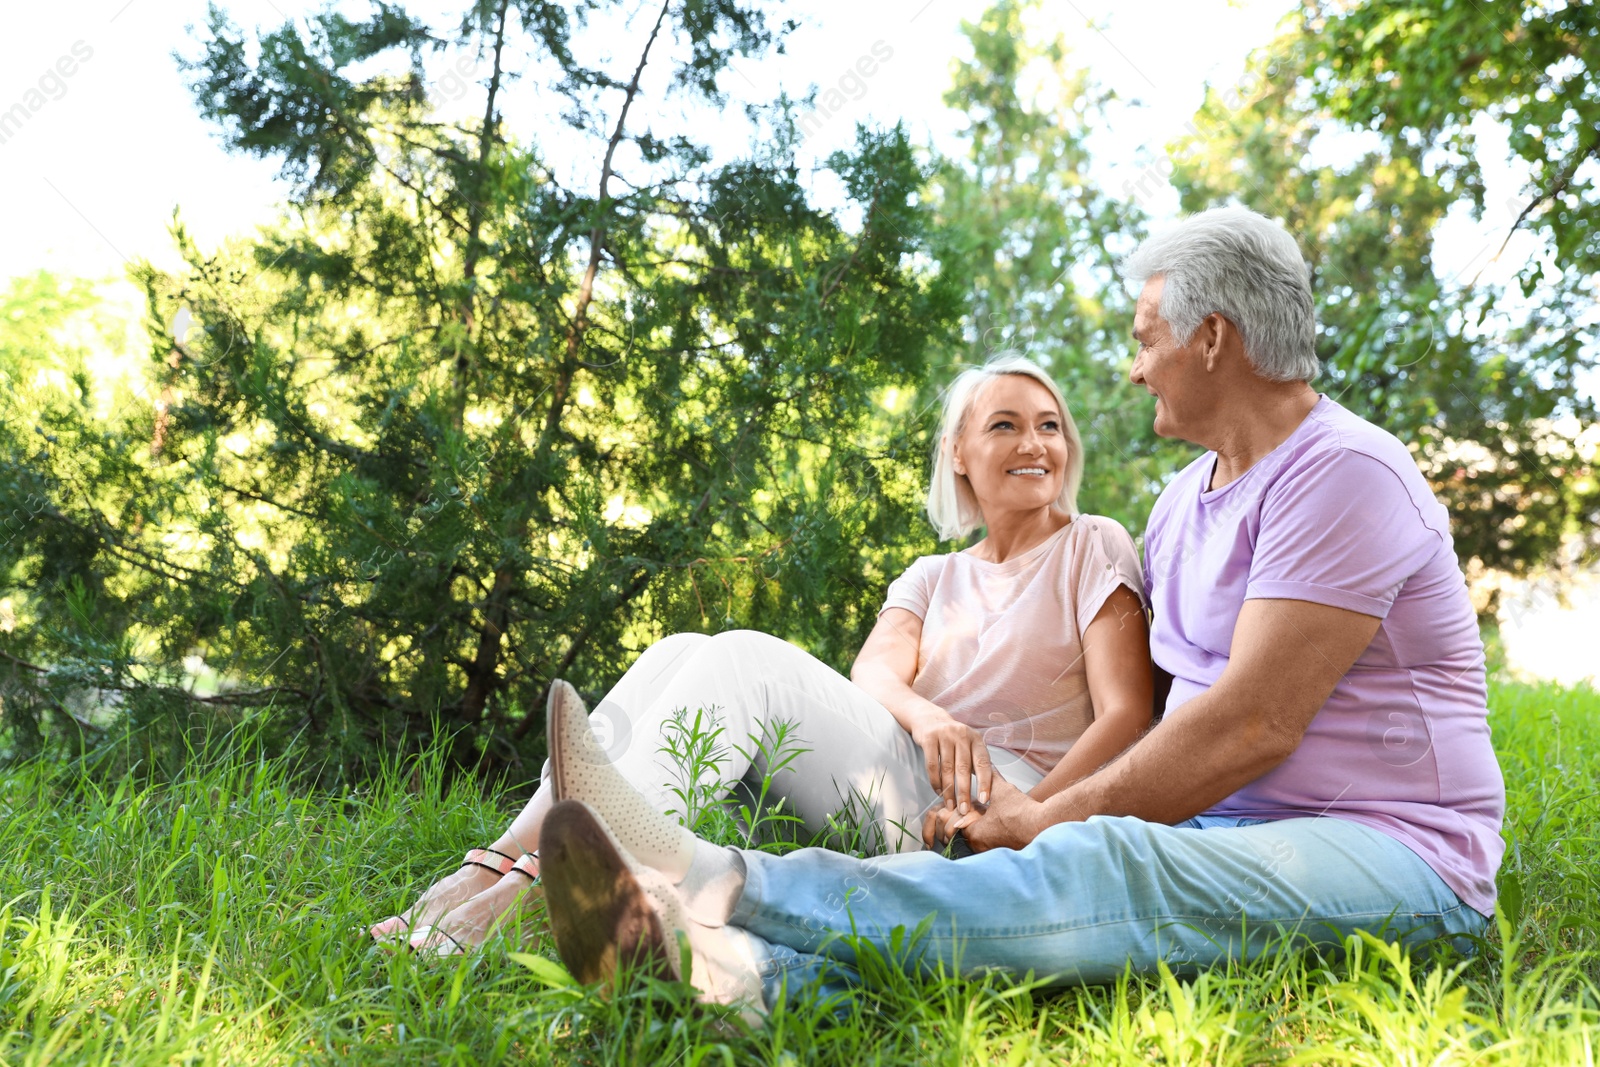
1123, 206, 1319, 382
926, 353, 1084, 541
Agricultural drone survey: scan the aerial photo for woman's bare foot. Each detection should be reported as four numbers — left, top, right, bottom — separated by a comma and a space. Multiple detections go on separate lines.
409, 863, 543, 953
370, 861, 509, 942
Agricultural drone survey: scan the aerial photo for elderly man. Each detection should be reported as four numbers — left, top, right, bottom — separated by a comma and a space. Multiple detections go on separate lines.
535, 206, 1505, 1014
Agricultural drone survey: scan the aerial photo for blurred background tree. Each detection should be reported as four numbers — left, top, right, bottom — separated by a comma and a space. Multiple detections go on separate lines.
1167, 0, 1598, 580
927, 0, 1196, 533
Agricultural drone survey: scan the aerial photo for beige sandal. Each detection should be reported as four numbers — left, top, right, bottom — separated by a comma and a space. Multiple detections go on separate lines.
407, 851, 543, 955
368, 847, 526, 944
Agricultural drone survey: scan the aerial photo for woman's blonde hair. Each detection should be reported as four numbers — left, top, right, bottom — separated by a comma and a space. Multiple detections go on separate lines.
925, 353, 1085, 541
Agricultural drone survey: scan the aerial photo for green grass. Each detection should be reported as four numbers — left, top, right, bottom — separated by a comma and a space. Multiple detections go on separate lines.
1, 680, 1597, 1065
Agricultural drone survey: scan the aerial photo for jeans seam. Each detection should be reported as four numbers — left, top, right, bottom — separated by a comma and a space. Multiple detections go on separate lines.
749, 904, 1463, 943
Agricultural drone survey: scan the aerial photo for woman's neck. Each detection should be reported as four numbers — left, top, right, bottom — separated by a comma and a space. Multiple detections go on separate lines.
968, 507, 1073, 564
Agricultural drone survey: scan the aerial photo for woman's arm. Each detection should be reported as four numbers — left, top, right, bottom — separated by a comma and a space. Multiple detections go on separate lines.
1024, 584, 1154, 802
853, 608, 994, 810
924, 584, 1156, 847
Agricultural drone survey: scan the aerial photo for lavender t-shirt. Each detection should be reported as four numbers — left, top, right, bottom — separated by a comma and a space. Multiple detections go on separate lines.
1143, 396, 1505, 916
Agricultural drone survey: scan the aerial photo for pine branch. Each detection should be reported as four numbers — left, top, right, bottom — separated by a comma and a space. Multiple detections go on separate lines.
460, 0, 675, 731
0, 648, 309, 707
451, 0, 512, 425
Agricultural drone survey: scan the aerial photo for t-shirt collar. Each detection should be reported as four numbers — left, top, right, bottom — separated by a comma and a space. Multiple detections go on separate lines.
1198, 393, 1331, 501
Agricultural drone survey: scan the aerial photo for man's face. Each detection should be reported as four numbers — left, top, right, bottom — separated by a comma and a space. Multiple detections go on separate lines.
1130, 277, 1203, 441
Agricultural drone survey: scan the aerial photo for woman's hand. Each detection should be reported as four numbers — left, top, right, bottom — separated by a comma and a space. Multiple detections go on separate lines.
851, 608, 991, 812
909, 709, 993, 814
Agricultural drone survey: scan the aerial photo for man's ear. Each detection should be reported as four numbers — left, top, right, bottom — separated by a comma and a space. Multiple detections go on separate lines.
1199, 312, 1232, 372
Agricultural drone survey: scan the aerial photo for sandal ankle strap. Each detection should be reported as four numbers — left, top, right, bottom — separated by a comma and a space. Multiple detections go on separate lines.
462, 847, 519, 876
509, 851, 540, 882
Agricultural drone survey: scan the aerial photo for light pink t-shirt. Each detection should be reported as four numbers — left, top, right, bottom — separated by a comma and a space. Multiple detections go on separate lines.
1144, 396, 1505, 917
881, 516, 1146, 777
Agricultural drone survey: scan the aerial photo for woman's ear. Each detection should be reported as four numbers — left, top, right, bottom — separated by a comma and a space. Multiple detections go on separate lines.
946, 435, 966, 476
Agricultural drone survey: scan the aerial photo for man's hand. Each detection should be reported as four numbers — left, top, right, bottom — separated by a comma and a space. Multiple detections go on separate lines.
961, 777, 1045, 851
922, 777, 1044, 852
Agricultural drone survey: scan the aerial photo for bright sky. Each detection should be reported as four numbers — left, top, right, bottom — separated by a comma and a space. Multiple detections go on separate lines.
0, 0, 1292, 283
0, 0, 1545, 288
2, 0, 1551, 288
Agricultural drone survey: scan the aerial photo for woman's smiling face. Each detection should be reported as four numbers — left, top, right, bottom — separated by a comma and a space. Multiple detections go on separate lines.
951, 374, 1069, 518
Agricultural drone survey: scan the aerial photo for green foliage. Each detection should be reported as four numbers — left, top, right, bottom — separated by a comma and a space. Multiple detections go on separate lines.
0, 273, 203, 764
1166, 1, 1599, 574
928, 0, 1196, 531
1487, 679, 1600, 958
0, 2, 961, 773
0, 680, 1597, 1063
1301, 0, 1598, 288
2, 0, 1594, 770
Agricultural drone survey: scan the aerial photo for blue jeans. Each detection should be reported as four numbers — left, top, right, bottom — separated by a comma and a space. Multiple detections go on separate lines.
729, 814, 1489, 1008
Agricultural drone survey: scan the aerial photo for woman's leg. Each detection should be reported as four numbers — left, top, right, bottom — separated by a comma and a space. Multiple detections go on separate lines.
613, 629, 939, 854
406, 629, 945, 947
488, 632, 718, 856
492, 629, 937, 858
372, 633, 712, 940
398, 629, 951, 947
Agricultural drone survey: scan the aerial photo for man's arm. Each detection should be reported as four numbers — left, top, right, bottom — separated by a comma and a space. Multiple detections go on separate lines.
957, 596, 1380, 849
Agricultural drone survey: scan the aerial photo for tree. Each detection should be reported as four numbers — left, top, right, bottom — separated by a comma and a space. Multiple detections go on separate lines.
0, 274, 158, 759
1300, 0, 1598, 296
927, 0, 1192, 535
1165, 1, 1598, 576
0, 1, 960, 774
1295, 0, 1599, 575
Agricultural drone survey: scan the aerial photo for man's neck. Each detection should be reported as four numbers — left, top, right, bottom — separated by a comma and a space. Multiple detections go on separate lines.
1208, 386, 1321, 490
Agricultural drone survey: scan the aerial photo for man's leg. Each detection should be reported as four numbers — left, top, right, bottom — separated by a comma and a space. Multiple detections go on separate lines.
731, 815, 1487, 1007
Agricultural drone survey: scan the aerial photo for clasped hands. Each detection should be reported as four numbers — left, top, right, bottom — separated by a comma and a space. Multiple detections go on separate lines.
921, 775, 1042, 852
910, 711, 1045, 852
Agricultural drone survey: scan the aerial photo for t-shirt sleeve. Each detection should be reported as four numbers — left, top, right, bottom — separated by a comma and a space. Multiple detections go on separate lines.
1246, 449, 1445, 618
1141, 524, 1156, 605
881, 556, 934, 619
1073, 518, 1148, 634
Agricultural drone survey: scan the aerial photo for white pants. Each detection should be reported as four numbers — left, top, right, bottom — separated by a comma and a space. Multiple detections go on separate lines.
549, 630, 1041, 854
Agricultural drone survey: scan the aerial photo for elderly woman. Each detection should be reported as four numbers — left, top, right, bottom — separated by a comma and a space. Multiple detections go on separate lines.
532, 206, 1505, 1018
372, 354, 1153, 952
